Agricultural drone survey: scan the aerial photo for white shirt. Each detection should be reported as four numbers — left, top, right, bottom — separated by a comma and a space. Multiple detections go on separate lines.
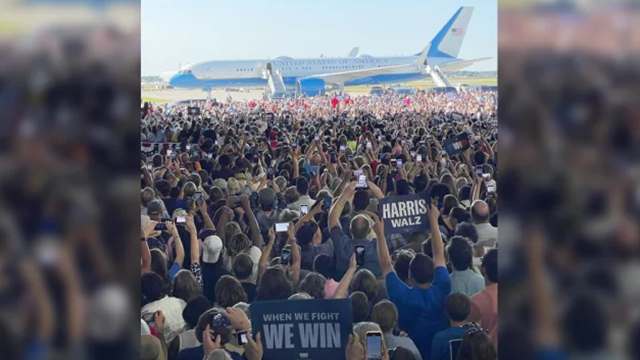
475, 222, 498, 248
288, 195, 316, 212
141, 296, 187, 343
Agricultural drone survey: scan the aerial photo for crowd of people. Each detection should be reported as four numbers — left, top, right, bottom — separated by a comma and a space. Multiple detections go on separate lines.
140, 89, 498, 360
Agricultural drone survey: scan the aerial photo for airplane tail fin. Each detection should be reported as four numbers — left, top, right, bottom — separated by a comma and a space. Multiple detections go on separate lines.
427, 6, 473, 59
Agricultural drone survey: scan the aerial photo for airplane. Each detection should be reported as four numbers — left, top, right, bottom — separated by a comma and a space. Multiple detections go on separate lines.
168, 6, 490, 97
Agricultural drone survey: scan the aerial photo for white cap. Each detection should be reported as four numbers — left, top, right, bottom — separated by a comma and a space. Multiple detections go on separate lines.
203, 235, 223, 264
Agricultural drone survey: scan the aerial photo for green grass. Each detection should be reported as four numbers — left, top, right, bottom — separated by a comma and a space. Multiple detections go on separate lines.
142, 96, 170, 104
345, 76, 497, 93
0, 19, 25, 36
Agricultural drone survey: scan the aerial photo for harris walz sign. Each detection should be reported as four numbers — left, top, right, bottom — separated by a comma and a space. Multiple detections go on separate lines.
378, 193, 429, 235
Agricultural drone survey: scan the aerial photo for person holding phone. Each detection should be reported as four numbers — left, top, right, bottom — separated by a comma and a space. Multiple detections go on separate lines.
346, 322, 391, 360
287, 176, 316, 213
375, 204, 451, 359
291, 200, 335, 270
328, 181, 382, 278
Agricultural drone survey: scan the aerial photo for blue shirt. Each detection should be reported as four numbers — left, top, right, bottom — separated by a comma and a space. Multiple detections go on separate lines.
431, 326, 467, 360
385, 267, 451, 359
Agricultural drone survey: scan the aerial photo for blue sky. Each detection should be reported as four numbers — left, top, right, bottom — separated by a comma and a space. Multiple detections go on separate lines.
141, 0, 497, 76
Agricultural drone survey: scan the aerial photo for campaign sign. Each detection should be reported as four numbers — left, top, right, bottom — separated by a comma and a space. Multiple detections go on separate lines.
187, 106, 201, 116
443, 132, 470, 156
250, 299, 352, 360
378, 193, 429, 235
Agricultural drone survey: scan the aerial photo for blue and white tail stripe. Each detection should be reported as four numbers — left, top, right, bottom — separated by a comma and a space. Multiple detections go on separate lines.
427, 6, 473, 60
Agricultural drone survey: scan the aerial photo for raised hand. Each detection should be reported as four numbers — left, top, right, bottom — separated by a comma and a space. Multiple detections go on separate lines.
428, 202, 440, 224
185, 215, 197, 234
142, 218, 158, 239
345, 334, 365, 360
202, 325, 223, 356
154, 310, 166, 332
244, 332, 264, 360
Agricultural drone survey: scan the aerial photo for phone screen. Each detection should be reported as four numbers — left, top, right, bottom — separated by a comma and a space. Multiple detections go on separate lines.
281, 248, 291, 265
237, 332, 248, 345
275, 222, 289, 233
366, 332, 382, 360
416, 154, 422, 162
176, 216, 186, 224
396, 159, 403, 167
357, 174, 367, 188
339, 145, 346, 151
355, 246, 365, 266
300, 205, 309, 215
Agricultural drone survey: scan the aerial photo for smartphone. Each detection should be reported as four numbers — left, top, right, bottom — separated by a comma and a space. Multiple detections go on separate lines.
416, 154, 423, 162
176, 216, 186, 224
300, 205, 309, 215
366, 142, 372, 149
275, 222, 289, 233
166, 149, 173, 157
186, 144, 192, 151
154, 222, 168, 231
322, 196, 332, 210
281, 247, 291, 265
482, 173, 491, 181
366, 331, 383, 360
396, 159, 403, 168
356, 174, 368, 189
236, 331, 249, 345
339, 145, 346, 151
486, 180, 497, 194
355, 245, 365, 266
194, 192, 204, 206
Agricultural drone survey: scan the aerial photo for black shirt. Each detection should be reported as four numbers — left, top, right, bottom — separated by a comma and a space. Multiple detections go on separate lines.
201, 260, 230, 303
241, 282, 257, 303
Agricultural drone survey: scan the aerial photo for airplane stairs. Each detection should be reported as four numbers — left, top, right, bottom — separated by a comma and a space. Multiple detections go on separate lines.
266, 68, 287, 99
426, 65, 453, 88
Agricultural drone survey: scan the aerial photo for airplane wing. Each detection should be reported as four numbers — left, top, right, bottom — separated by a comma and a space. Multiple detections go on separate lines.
348, 47, 359, 57
437, 57, 491, 72
305, 46, 429, 86
301, 63, 419, 86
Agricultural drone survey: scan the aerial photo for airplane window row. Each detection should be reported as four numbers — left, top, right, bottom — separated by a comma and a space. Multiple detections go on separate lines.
276, 58, 390, 66
237, 68, 254, 72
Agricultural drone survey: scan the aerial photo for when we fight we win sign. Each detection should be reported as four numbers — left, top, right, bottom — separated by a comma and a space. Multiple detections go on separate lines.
250, 299, 352, 360
379, 194, 430, 235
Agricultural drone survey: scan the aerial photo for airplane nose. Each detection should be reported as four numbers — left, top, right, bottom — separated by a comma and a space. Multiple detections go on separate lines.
168, 73, 181, 86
